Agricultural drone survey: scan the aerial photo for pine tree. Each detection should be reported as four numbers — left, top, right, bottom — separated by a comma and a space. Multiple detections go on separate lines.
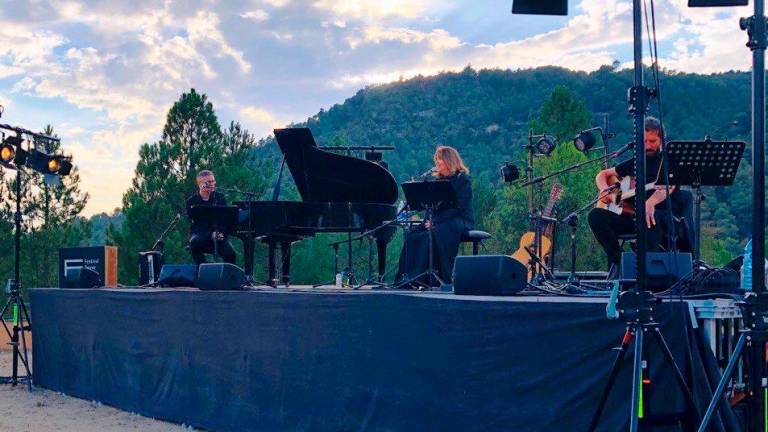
117, 90, 269, 284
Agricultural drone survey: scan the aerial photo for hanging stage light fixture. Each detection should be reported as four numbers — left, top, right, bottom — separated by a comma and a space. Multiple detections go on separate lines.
535, 135, 557, 156
573, 129, 599, 153
25, 149, 72, 176
500, 162, 520, 183
0, 135, 26, 168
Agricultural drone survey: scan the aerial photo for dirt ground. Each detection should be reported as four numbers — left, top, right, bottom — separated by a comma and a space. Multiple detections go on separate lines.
0, 351, 195, 432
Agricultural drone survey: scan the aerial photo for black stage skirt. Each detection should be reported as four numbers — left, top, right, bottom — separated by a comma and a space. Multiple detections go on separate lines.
397, 218, 465, 286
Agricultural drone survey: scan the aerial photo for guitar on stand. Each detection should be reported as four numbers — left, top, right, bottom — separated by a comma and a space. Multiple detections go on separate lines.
512, 183, 563, 281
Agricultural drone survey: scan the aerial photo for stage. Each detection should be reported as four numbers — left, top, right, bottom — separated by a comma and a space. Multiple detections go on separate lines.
30, 287, 739, 431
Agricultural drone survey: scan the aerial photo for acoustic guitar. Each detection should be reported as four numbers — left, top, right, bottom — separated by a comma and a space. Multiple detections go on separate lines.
512, 183, 563, 281
596, 175, 656, 217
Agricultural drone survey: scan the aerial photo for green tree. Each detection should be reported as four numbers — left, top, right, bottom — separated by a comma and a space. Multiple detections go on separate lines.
117, 90, 269, 283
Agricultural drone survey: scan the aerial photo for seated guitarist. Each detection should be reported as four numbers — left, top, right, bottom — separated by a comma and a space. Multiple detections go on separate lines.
588, 117, 694, 279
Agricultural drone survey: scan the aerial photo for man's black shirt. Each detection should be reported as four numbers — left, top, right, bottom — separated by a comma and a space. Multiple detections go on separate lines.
614, 151, 682, 209
615, 152, 664, 182
186, 191, 227, 236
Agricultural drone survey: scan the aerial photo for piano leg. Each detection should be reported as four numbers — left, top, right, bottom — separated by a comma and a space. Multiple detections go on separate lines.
376, 239, 387, 282
267, 241, 277, 287
280, 241, 292, 285
242, 237, 255, 278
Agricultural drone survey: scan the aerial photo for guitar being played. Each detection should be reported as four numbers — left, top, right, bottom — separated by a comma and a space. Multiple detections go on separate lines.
587, 117, 695, 279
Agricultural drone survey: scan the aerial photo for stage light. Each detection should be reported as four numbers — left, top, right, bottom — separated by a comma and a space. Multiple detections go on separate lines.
535, 135, 557, 156
27, 149, 70, 175
574, 130, 598, 153
0, 135, 26, 168
47, 158, 61, 173
500, 162, 520, 183
0, 144, 14, 164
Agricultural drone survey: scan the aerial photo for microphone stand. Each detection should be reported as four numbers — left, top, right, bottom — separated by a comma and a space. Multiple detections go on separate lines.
519, 144, 632, 189
152, 212, 182, 252
559, 186, 620, 287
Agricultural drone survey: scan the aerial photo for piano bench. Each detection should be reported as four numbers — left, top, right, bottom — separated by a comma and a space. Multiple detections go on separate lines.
460, 230, 492, 255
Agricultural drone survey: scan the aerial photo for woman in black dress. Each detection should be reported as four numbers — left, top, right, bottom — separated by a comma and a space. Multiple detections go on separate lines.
397, 146, 474, 287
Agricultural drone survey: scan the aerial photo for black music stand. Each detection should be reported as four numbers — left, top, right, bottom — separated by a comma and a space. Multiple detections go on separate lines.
666, 139, 745, 259
188, 205, 239, 262
394, 180, 457, 290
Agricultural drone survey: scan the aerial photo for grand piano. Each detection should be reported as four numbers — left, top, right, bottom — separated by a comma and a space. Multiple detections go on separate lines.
235, 128, 398, 286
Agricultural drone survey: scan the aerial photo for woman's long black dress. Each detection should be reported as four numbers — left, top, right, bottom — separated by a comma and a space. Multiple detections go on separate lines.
396, 172, 474, 286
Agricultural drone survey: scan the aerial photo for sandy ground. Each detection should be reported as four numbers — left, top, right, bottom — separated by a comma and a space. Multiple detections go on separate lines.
0, 351, 197, 432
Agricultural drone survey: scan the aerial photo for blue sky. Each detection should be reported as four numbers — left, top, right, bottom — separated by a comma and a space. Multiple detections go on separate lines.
0, 0, 752, 215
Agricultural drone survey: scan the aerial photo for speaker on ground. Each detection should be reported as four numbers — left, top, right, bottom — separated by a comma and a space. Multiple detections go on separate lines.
197, 263, 246, 291
158, 264, 198, 287
453, 255, 527, 296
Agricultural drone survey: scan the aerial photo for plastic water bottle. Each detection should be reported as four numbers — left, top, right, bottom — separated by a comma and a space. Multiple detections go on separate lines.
742, 239, 753, 291
335, 273, 343, 288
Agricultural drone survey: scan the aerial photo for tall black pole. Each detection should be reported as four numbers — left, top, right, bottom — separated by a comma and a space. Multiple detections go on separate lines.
748, 1, 766, 430
631, 0, 648, 293
11, 167, 21, 384
13, 168, 20, 286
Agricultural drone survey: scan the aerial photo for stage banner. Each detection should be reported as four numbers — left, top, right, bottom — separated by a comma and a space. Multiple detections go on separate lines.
58, 246, 118, 288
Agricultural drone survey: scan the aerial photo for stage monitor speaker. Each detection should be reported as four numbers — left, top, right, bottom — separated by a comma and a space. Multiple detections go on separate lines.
688, 0, 747, 7
453, 255, 527, 296
62, 267, 103, 289
512, 0, 567, 16
620, 252, 693, 292
158, 264, 198, 287
197, 263, 246, 291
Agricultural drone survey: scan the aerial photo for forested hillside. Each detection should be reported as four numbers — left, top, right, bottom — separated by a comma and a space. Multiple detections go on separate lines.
257, 65, 752, 278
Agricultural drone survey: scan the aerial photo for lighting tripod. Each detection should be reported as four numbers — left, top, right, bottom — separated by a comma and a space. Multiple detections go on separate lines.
0, 167, 32, 390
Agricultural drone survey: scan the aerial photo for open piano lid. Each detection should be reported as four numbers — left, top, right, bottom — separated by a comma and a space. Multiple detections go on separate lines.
274, 128, 398, 205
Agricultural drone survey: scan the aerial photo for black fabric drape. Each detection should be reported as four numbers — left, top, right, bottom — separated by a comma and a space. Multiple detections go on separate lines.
31, 288, 739, 432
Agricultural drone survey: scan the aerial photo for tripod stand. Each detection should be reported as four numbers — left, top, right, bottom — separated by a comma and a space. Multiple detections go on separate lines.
393, 180, 457, 290
588, 291, 699, 431
0, 168, 32, 390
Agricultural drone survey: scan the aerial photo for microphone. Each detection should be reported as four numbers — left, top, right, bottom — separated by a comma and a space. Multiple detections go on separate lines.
417, 167, 435, 180
611, 142, 634, 158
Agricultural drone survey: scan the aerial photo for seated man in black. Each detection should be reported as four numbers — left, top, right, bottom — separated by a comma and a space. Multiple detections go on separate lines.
588, 117, 695, 278
186, 170, 237, 266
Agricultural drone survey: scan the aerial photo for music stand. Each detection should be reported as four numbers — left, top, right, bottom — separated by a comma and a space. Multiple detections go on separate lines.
188, 205, 240, 262
394, 180, 457, 289
666, 139, 745, 259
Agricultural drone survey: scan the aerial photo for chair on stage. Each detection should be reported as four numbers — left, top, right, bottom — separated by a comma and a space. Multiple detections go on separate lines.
460, 230, 492, 255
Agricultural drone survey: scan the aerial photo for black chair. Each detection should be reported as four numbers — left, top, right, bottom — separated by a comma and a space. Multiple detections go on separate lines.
460, 230, 492, 255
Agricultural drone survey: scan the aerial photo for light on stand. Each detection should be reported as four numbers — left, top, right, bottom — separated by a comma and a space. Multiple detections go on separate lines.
535, 135, 557, 156
573, 130, 598, 153
27, 150, 72, 175
0, 135, 26, 168
500, 162, 520, 183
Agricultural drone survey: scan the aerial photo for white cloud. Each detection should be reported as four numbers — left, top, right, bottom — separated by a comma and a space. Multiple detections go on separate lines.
313, 0, 432, 19
240, 106, 286, 135
349, 26, 461, 50
241, 9, 270, 21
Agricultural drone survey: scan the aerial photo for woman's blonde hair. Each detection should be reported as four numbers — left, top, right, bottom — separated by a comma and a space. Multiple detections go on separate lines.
433, 146, 469, 177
